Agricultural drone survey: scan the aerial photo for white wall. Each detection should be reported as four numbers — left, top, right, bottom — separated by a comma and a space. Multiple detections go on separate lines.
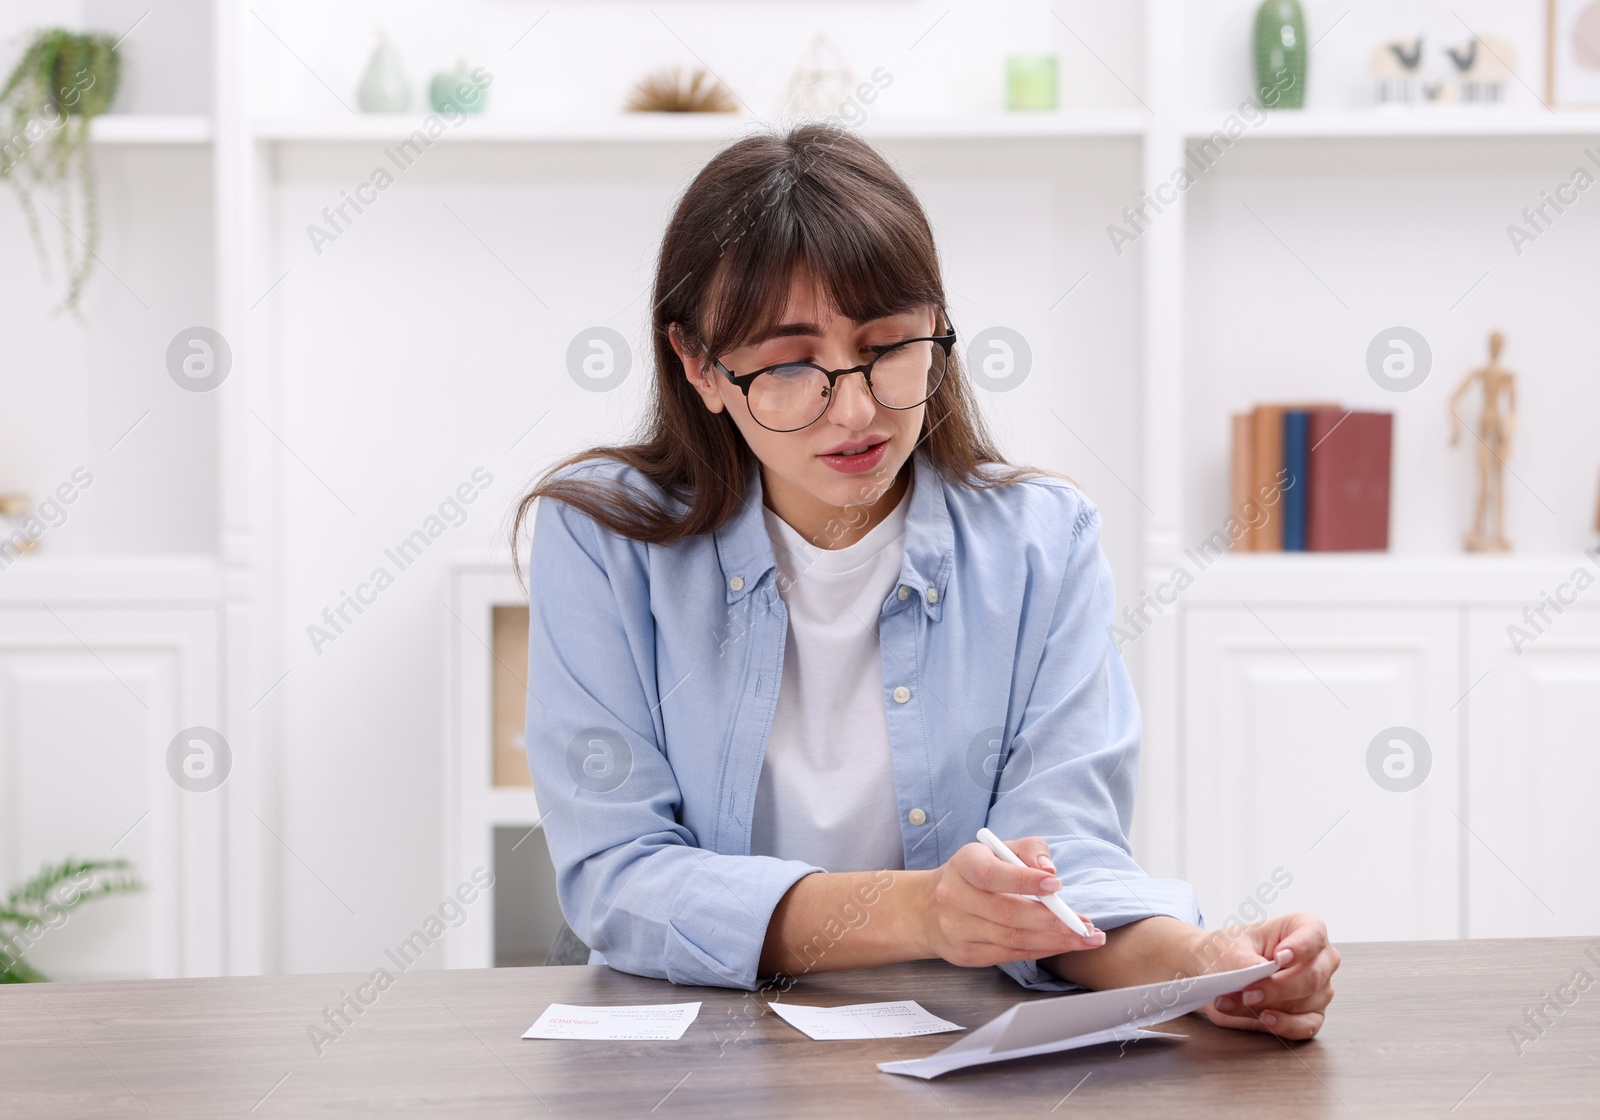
245, 0, 1144, 119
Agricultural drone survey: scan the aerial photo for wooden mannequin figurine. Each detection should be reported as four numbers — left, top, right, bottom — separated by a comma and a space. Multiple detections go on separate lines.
1448, 330, 1517, 552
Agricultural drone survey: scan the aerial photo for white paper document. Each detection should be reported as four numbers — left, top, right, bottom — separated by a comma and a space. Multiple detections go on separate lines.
522, 1002, 701, 1041
878, 960, 1280, 1079
769, 1000, 964, 1041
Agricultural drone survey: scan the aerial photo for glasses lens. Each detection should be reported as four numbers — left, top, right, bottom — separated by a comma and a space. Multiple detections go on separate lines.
747, 364, 831, 431
869, 339, 946, 409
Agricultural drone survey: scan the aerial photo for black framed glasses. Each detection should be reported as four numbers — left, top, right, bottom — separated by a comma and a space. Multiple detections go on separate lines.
709, 310, 956, 433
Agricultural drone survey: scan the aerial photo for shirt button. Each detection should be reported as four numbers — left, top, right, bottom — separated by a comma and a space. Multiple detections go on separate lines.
926, 587, 939, 604
892, 685, 911, 704
729, 576, 744, 592
908, 808, 927, 826
897, 585, 909, 600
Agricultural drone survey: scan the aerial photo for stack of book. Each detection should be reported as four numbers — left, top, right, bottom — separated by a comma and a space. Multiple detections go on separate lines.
1230, 404, 1394, 551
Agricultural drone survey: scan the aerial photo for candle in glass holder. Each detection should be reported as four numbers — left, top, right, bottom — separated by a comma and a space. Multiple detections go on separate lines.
1005, 55, 1058, 111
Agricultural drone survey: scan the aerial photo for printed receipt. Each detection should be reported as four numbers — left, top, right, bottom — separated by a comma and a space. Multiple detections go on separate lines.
769, 1000, 964, 1041
522, 1002, 702, 1041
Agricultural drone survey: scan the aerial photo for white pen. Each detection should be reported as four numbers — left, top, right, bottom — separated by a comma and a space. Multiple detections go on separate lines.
975, 827, 1094, 937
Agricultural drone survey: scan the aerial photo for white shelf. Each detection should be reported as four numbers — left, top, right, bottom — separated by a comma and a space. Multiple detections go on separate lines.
0, 553, 223, 603
487, 787, 541, 827
1182, 551, 1600, 605
252, 110, 1148, 144
1185, 109, 1600, 139
129, 108, 1600, 145
90, 114, 213, 144
865, 110, 1147, 139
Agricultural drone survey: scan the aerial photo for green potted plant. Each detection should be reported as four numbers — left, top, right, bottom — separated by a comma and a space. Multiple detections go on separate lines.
1, 857, 142, 982
0, 29, 123, 318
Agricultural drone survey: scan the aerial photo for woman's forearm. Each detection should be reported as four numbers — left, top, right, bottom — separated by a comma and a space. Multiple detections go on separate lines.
756, 863, 1215, 989
1042, 915, 1211, 989
757, 869, 933, 977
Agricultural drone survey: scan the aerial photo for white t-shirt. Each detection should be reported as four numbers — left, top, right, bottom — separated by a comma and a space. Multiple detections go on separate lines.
749, 486, 910, 873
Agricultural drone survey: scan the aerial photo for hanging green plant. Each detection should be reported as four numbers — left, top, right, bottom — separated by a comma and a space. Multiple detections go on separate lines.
0, 29, 123, 319
0, 857, 143, 983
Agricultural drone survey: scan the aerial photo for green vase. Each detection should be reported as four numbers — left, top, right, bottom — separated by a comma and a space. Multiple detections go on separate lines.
1253, 0, 1307, 109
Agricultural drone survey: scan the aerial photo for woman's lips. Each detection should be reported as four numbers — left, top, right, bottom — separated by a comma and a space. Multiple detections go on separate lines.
818, 439, 889, 474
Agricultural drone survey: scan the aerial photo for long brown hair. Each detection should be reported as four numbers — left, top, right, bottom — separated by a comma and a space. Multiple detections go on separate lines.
512, 121, 1036, 575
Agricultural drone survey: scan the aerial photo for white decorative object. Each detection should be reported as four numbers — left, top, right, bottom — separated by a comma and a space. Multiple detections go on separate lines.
357, 30, 411, 112
1448, 35, 1516, 103
1371, 36, 1424, 105
1370, 32, 1517, 106
776, 32, 854, 120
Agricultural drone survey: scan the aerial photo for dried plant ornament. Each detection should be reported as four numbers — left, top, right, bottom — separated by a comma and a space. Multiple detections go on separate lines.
624, 66, 738, 113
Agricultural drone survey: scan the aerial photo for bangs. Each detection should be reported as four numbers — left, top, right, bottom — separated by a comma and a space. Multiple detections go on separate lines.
697, 155, 946, 357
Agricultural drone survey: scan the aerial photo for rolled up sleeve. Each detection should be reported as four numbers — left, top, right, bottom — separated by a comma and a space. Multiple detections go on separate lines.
524, 491, 822, 990
984, 497, 1199, 993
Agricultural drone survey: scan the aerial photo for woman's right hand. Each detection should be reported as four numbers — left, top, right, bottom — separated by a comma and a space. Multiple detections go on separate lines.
914, 836, 1105, 968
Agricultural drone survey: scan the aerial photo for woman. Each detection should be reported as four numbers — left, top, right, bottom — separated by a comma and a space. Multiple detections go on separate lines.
516, 122, 1337, 1039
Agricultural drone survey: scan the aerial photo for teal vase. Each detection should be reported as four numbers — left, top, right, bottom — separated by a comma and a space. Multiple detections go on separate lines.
1253, 0, 1307, 109
430, 59, 487, 114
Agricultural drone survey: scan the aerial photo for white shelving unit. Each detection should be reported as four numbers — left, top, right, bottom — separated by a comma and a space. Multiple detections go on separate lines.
443, 563, 539, 969
0, 0, 245, 980
1168, 551, 1600, 603
1137, 0, 1600, 942
1184, 108, 1600, 137
9, 0, 1597, 977
272, 0, 1600, 957
89, 114, 213, 143
253, 108, 1150, 143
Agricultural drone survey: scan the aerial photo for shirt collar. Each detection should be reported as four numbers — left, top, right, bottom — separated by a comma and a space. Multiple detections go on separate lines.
714, 451, 954, 619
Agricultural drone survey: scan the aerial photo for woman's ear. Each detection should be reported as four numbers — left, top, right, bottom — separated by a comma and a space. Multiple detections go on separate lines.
670, 322, 726, 414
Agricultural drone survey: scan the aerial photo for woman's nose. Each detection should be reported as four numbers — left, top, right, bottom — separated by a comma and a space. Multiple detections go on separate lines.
828, 370, 878, 426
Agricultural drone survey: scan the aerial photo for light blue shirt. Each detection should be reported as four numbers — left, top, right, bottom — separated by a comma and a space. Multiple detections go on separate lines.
524, 451, 1200, 992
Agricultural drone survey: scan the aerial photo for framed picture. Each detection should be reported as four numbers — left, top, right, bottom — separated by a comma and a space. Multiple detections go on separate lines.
1547, 0, 1600, 106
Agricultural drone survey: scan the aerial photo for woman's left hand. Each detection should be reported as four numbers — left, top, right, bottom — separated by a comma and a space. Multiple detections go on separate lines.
1200, 912, 1339, 1040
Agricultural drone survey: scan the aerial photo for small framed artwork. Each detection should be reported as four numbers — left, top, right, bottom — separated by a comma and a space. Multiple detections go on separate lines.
1548, 0, 1600, 106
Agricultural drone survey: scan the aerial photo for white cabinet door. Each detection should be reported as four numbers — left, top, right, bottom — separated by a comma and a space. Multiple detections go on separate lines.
1183, 607, 1461, 942
0, 607, 223, 979
1465, 604, 1600, 939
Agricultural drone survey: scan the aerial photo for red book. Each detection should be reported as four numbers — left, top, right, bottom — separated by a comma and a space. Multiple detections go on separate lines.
1305, 410, 1393, 551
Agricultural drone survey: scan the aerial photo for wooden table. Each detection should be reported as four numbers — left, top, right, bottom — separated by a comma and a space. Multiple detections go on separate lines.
4, 938, 1598, 1117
